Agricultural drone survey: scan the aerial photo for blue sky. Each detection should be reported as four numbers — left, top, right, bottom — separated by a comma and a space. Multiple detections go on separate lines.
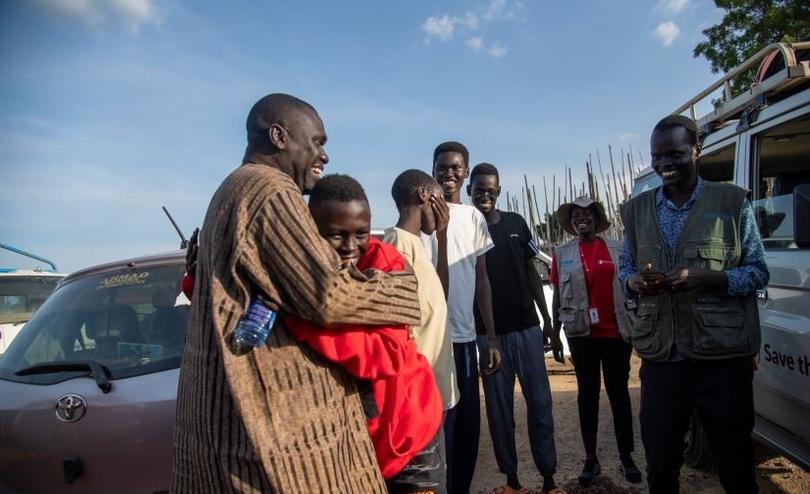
1, 0, 726, 272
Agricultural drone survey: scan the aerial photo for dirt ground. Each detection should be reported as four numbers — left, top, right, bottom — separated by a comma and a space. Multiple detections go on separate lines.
469, 356, 809, 494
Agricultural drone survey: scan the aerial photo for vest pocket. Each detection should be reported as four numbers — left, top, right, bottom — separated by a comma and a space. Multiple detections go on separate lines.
637, 245, 663, 273
684, 243, 729, 271
691, 304, 747, 355
559, 271, 574, 300
559, 308, 589, 337
629, 302, 660, 354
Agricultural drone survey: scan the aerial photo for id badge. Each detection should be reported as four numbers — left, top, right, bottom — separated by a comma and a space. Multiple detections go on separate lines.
588, 307, 600, 325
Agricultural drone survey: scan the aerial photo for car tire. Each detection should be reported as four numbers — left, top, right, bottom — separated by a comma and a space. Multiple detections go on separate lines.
684, 411, 712, 469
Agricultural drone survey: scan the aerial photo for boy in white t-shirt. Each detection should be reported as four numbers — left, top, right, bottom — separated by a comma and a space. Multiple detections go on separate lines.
422, 141, 502, 494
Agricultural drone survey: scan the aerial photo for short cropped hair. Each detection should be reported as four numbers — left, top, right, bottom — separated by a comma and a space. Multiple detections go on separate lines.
391, 169, 438, 209
309, 174, 368, 207
433, 141, 470, 166
652, 115, 698, 146
470, 162, 499, 184
246, 93, 317, 148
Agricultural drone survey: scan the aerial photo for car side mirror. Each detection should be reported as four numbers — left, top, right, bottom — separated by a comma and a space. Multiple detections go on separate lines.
795, 184, 810, 249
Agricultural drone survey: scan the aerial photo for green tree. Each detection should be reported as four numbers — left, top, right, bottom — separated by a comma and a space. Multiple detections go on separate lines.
535, 211, 564, 249
693, 0, 810, 95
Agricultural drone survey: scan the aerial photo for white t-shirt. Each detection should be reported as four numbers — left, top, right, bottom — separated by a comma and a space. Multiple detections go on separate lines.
422, 203, 493, 343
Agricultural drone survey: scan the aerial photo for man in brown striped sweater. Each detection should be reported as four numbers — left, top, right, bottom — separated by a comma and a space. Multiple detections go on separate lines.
171, 94, 422, 494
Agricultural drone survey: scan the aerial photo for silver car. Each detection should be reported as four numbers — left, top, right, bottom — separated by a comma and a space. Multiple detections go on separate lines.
0, 251, 188, 493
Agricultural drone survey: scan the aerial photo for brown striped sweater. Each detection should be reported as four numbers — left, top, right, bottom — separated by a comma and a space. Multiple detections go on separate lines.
171, 164, 422, 493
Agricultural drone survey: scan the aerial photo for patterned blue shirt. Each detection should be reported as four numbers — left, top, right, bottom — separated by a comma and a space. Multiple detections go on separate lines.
619, 178, 769, 296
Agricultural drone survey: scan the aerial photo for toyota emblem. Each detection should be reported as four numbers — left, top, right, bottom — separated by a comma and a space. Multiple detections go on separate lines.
55, 394, 87, 423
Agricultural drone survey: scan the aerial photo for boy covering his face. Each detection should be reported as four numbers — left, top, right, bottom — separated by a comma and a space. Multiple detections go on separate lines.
384, 169, 458, 413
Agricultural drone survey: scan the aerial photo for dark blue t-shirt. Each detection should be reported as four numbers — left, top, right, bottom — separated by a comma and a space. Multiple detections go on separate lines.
475, 211, 540, 335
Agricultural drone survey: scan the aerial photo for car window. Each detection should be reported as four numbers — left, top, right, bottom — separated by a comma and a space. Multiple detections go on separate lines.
630, 171, 660, 197
0, 262, 189, 380
0, 276, 61, 324
699, 143, 735, 183
751, 115, 810, 249
630, 144, 736, 199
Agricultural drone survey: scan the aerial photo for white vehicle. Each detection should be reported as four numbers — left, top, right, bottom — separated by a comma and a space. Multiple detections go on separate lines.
631, 42, 810, 470
0, 244, 65, 355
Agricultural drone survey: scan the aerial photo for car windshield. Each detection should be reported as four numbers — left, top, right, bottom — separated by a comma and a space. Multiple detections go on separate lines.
0, 276, 62, 325
631, 171, 661, 197
0, 262, 188, 381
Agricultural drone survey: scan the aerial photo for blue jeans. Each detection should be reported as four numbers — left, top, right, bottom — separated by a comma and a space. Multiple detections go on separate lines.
477, 327, 557, 477
443, 341, 480, 494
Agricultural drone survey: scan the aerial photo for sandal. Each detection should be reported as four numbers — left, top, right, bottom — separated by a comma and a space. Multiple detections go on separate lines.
488, 486, 536, 494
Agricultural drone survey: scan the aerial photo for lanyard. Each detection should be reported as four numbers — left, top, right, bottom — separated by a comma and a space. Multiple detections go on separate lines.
577, 241, 594, 302
578, 241, 593, 291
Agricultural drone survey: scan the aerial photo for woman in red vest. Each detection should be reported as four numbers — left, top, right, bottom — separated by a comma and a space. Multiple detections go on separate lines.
550, 197, 641, 486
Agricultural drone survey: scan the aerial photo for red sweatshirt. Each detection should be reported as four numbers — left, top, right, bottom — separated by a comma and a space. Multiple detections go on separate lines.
182, 238, 443, 479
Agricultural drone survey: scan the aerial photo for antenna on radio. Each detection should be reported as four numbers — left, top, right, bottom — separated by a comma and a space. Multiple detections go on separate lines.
162, 206, 189, 249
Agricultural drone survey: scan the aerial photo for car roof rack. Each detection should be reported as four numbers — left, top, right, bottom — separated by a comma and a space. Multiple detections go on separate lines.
673, 42, 810, 134
0, 243, 59, 272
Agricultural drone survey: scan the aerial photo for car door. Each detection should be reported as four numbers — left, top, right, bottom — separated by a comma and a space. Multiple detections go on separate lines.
743, 99, 810, 464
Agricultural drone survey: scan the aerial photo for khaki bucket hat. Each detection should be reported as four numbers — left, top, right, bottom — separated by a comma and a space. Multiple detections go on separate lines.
557, 196, 610, 236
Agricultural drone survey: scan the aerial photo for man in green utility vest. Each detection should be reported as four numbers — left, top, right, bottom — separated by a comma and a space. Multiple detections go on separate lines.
618, 115, 769, 494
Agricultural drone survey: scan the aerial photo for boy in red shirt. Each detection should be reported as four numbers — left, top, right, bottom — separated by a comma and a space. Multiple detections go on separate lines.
184, 174, 444, 493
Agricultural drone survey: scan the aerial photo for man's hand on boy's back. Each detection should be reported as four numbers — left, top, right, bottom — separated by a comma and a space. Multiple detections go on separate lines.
186, 228, 200, 277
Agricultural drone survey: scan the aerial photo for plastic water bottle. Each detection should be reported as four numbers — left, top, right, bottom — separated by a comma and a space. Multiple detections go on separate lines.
229, 299, 277, 356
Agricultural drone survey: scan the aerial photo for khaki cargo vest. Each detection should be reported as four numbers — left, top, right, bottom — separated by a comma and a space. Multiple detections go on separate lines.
554, 237, 631, 341
622, 181, 760, 361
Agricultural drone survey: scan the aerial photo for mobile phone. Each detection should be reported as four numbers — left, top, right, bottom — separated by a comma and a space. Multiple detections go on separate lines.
640, 271, 665, 283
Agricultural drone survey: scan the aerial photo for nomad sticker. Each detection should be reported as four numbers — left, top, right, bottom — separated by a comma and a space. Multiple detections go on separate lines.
96, 272, 150, 289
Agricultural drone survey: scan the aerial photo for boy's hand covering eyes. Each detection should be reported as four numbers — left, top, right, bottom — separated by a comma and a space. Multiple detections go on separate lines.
430, 195, 450, 234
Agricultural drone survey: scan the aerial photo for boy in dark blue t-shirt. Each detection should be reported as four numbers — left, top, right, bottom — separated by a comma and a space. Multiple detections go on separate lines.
468, 162, 562, 494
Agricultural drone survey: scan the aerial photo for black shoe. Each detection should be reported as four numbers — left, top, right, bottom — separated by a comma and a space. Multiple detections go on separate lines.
578, 457, 601, 486
618, 455, 642, 483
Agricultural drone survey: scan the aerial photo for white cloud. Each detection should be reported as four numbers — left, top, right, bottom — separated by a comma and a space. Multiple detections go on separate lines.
422, 14, 456, 42
465, 37, 508, 57
422, 11, 481, 43
466, 36, 484, 51
110, 0, 157, 28
656, 0, 689, 15
488, 41, 508, 58
421, 1, 521, 50
36, 0, 103, 24
35, 0, 159, 30
456, 11, 480, 30
654, 21, 680, 47
619, 132, 638, 143
483, 0, 515, 20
